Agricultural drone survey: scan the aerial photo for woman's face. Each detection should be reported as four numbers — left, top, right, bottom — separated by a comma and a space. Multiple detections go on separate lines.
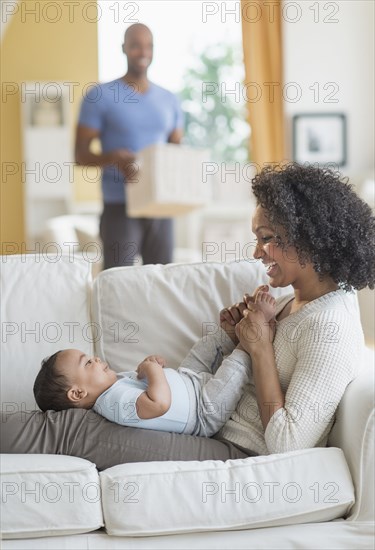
251, 205, 305, 289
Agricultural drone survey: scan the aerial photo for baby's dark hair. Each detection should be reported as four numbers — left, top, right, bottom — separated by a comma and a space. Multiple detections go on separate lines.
33, 351, 76, 412
252, 163, 375, 291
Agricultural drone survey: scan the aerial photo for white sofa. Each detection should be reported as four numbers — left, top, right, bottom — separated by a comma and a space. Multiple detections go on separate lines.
0, 254, 374, 549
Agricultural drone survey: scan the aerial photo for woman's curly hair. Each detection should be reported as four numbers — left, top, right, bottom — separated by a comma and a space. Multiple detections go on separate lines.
251, 163, 375, 291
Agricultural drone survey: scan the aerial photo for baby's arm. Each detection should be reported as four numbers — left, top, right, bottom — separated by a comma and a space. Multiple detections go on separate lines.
135, 357, 171, 419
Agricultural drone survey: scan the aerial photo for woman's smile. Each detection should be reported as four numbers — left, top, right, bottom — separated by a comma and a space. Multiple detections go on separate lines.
265, 262, 278, 277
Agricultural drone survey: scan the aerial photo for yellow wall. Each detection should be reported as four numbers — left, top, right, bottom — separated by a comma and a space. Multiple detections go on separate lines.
0, 0, 99, 247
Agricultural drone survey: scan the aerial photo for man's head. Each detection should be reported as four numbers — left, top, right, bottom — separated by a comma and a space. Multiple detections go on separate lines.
122, 23, 153, 76
33, 350, 117, 412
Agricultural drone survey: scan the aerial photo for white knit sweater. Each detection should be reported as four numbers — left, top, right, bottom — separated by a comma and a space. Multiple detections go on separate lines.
218, 289, 364, 455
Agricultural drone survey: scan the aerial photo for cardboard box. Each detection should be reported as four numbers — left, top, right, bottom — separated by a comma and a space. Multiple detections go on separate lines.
126, 143, 210, 218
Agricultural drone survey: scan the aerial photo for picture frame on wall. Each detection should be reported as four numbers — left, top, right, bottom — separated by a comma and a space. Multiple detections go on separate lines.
22, 84, 68, 129
29, 95, 64, 127
293, 113, 347, 167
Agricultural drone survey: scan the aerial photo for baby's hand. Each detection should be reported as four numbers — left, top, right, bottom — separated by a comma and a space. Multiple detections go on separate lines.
142, 355, 166, 367
137, 356, 166, 380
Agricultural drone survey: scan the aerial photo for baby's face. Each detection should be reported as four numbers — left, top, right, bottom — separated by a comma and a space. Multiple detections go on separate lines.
57, 349, 117, 402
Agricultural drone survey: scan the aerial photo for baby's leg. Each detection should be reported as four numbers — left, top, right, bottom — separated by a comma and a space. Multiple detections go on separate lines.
178, 329, 236, 376
192, 348, 252, 437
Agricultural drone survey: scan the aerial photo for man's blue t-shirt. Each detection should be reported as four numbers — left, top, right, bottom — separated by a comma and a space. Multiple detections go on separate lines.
78, 79, 184, 204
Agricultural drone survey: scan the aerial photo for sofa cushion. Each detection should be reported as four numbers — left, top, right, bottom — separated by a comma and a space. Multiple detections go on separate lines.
1, 454, 103, 539
0, 254, 93, 411
92, 260, 292, 372
100, 447, 354, 536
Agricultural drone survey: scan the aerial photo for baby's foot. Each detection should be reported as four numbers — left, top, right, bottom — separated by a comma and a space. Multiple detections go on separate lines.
255, 290, 277, 343
243, 284, 269, 308
254, 290, 276, 322
243, 286, 277, 342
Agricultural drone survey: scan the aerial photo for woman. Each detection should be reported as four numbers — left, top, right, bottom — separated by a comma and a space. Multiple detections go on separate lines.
218, 162, 375, 456
2, 163, 374, 469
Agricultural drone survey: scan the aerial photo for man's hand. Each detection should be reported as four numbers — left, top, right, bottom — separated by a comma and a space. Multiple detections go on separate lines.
74, 126, 139, 182
108, 149, 138, 182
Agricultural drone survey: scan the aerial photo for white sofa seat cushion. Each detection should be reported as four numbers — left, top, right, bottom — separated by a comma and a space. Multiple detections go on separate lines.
100, 447, 354, 536
0, 454, 103, 539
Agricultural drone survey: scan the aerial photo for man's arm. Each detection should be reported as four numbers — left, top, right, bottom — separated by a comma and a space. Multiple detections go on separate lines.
75, 125, 111, 167
75, 125, 136, 177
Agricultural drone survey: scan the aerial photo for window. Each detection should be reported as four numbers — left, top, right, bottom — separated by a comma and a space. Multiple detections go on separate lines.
98, 1, 249, 162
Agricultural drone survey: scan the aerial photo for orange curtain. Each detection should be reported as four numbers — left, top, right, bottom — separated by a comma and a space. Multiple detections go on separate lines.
241, 0, 285, 167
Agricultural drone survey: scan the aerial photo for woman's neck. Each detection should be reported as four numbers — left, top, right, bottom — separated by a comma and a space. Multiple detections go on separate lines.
292, 276, 339, 308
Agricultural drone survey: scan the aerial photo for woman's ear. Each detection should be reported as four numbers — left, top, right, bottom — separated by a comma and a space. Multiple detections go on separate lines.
67, 387, 88, 403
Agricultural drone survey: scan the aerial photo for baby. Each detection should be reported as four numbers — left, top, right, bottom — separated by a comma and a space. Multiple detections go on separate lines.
33, 286, 276, 438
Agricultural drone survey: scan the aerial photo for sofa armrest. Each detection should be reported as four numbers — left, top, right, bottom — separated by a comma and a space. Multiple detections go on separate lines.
328, 347, 374, 522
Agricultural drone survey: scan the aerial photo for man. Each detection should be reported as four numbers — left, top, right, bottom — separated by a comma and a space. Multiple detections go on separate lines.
75, 24, 183, 269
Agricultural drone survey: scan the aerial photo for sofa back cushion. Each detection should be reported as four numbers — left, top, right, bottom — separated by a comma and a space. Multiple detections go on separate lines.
91, 260, 292, 372
0, 254, 93, 411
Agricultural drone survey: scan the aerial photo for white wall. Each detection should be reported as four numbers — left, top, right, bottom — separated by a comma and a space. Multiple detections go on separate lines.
282, 0, 374, 179
283, 0, 375, 345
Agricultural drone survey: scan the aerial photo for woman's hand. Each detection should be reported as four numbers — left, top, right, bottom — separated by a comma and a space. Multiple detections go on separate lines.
219, 301, 248, 344
235, 307, 274, 356
236, 306, 283, 431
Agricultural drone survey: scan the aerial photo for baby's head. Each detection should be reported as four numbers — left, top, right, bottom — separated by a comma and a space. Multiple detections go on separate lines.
33, 349, 117, 412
